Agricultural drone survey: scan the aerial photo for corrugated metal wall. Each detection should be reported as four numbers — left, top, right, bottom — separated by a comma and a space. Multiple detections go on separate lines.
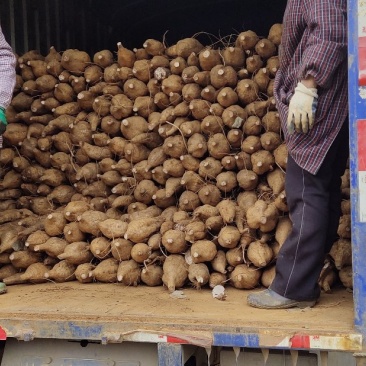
0, 0, 107, 55
0, 0, 286, 56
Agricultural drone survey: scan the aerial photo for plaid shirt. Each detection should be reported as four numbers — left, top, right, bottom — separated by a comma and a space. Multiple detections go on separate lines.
274, 0, 348, 175
0, 24, 16, 147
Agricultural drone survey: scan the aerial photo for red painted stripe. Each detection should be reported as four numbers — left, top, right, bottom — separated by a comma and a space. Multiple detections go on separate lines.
166, 335, 189, 344
358, 120, 366, 171
0, 327, 6, 340
290, 335, 310, 349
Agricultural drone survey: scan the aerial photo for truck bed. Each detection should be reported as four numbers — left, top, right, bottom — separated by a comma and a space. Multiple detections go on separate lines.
0, 282, 361, 352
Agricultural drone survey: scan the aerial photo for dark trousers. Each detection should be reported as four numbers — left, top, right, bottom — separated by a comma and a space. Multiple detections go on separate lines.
270, 121, 349, 301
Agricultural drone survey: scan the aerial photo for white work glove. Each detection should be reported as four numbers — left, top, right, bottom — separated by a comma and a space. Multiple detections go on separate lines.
287, 82, 318, 134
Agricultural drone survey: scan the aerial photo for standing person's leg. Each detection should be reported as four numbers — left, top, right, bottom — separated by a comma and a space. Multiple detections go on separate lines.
270, 154, 331, 301
247, 120, 349, 308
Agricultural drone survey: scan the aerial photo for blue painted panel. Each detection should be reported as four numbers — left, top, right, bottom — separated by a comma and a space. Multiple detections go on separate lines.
213, 333, 259, 348
56, 323, 104, 340
348, 0, 366, 334
157, 343, 183, 366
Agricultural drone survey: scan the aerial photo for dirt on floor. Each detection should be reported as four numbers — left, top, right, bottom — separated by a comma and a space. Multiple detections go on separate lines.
0, 281, 355, 337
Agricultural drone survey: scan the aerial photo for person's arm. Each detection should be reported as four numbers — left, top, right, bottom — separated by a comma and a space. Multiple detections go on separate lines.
299, 0, 347, 89
0, 25, 16, 110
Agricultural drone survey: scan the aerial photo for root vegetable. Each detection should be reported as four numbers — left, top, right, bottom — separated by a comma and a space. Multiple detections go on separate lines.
237, 79, 259, 105
216, 199, 237, 224
247, 240, 273, 267
211, 250, 227, 274
274, 190, 288, 212
247, 200, 279, 232
0, 228, 19, 254
175, 38, 204, 58
260, 131, 281, 151
193, 204, 219, 222
44, 212, 67, 236
0, 265, 20, 282
124, 216, 164, 243
222, 46, 245, 68
209, 272, 227, 288
117, 259, 141, 286
255, 38, 277, 59
9, 251, 42, 269
44, 260, 76, 282
230, 264, 261, 289
198, 184, 221, 206
275, 216, 292, 247
261, 264, 276, 288
4, 263, 50, 285
236, 169, 259, 191
98, 219, 128, 239
210, 65, 237, 89
39, 168, 66, 187
251, 150, 275, 175
129, 206, 162, 222
34, 237, 68, 258
268, 23, 283, 46
338, 266, 353, 289
180, 154, 200, 172
162, 229, 187, 254
207, 133, 230, 159
81, 141, 112, 161
91, 258, 118, 283
245, 55, 263, 74
266, 168, 285, 195
61, 49, 90, 75
329, 239, 352, 270
218, 226, 241, 249
337, 214, 351, 239
75, 263, 95, 283
164, 177, 182, 198
141, 264, 163, 286
191, 240, 217, 263
58, 241, 93, 265
147, 233, 162, 251
64, 200, 90, 221
318, 260, 337, 293
162, 254, 188, 292
63, 221, 86, 243
216, 171, 237, 192
226, 247, 244, 267
78, 210, 108, 236
236, 30, 259, 50
178, 190, 200, 212
184, 221, 206, 243
188, 263, 210, 289
0, 208, 33, 225
111, 238, 133, 261
152, 188, 176, 208
29, 196, 54, 215
25, 230, 50, 250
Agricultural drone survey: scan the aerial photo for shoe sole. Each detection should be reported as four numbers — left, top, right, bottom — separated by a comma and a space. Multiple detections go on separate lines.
248, 300, 317, 309
0, 289, 7, 295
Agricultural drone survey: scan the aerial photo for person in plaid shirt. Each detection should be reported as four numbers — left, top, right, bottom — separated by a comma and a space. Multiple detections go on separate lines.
248, 0, 348, 308
0, 24, 17, 294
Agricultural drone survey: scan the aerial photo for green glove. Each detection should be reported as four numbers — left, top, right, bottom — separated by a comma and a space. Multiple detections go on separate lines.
0, 108, 7, 135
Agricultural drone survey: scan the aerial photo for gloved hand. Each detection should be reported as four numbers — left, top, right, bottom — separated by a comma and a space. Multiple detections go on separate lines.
0, 107, 7, 135
287, 82, 318, 134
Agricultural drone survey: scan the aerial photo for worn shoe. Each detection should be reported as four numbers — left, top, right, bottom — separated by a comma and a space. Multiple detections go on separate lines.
0, 282, 7, 294
247, 289, 317, 309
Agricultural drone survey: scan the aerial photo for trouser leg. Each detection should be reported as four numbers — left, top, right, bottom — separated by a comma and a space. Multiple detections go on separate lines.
270, 121, 349, 301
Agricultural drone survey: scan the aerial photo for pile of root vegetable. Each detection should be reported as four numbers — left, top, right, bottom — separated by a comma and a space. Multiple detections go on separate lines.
0, 24, 353, 293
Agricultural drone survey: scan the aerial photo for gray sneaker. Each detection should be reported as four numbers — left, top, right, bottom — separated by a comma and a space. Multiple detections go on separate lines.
247, 289, 317, 309
0, 282, 7, 294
